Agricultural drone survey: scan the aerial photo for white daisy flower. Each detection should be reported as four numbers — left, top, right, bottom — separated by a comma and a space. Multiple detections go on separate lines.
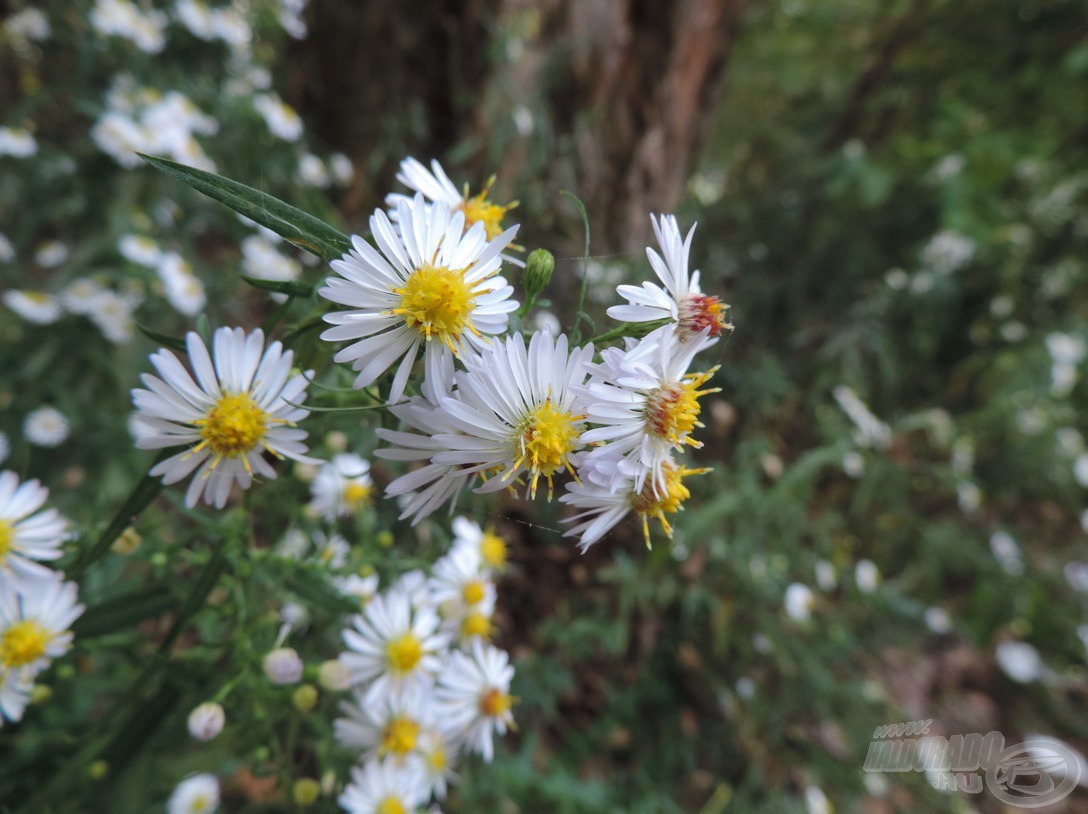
130, 327, 316, 509
275, 527, 309, 560
434, 639, 515, 763
340, 585, 447, 702
3, 290, 62, 324
784, 583, 815, 622
429, 545, 496, 644
313, 530, 350, 569
0, 470, 70, 581
416, 727, 457, 799
0, 233, 14, 263
579, 331, 719, 495
334, 573, 381, 609
166, 773, 220, 814
0, 127, 37, 158
334, 681, 435, 761
157, 252, 206, 317
252, 92, 303, 141
0, 570, 84, 681
35, 241, 69, 269
87, 287, 143, 344
59, 278, 107, 315
338, 758, 430, 814
5, 9, 51, 42
386, 156, 518, 243
450, 516, 508, 574
560, 451, 709, 552
319, 194, 518, 403
607, 214, 732, 342
428, 330, 593, 499
24, 407, 70, 447
308, 453, 373, 521
118, 234, 162, 266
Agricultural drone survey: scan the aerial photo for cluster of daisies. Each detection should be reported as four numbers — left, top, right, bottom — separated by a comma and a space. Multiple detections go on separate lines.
333, 517, 514, 812
0, 470, 84, 727
130, 156, 732, 553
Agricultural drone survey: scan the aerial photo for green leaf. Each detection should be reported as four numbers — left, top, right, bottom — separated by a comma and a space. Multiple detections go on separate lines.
72, 586, 177, 638
138, 154, 352, 261
240, 275, 316, 298
136, 323, 187, 352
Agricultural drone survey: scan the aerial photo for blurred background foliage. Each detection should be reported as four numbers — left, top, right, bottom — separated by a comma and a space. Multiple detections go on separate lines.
2, 0, 1087, 811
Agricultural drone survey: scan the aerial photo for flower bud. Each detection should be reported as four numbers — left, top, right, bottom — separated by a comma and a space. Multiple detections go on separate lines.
30, 685, 53, 705
317, 659, 352, 692
522, 248, 554, 301
111, 526, 142, 555
292, 684, 318, 712
293, 778, 320, 806
263, 647, 303, 685
88, 760, 109, 780
187, 701, 226, 741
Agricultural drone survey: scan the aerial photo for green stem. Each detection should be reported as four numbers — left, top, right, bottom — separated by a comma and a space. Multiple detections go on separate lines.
562, 191, 593, 345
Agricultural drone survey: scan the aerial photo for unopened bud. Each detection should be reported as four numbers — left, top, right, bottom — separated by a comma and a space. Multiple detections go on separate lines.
263, 647, 303, 685
187, 701, 225, 741
523, 249, 554, 302
317, 659, 352, 692
293, 778, 320, 806
30, 685, 52, 705
292, 684, 318, 712
88, 760, 109, 780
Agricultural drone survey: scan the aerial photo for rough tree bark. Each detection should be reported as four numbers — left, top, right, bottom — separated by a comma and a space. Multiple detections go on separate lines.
293, 0, 744, 253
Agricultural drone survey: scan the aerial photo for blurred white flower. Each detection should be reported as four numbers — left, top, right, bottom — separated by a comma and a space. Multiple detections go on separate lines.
329, 152, 354, 185
957, 481, 981, 514
118, 234, 162, 267
919, 229, 976, 275
34, 241, 68, 268
3, 291, 62, 324
924, 607, 952, 634
1064, 562, 1088, 593
5, 9, 51, 41
884, 268, 909, 290
804, 786, 831, 814
784, 583, 815, 622
167, 774, 219, 814
1074, 454, 1088, 488
814, 560, 836, 592
841, 451, 865, 478
930, 153, 965, 181
297, 153, 329, 187
24, 407, 69, 447
832, 386, 891, 450
157, 253, 206, 317
995, 640, 1043, 683
253, 93, 303, 141
88, 287, 143, 344
0, 127, 37, 158
0, 234, 13, 263
90, 0, 168, 53
855, 560, 879, 593
989, 530, 1024, 576
187, 702, 225, 741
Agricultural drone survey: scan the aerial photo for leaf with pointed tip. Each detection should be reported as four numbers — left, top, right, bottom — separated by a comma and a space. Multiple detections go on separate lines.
240, 275, 316, 298
138, 153, 352, 261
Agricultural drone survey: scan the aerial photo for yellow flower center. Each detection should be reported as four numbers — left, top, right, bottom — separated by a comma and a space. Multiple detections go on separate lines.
428, 742, 448, 771
643, 368, 719, 447
480, 531, 507, 570
381, 715, 421, 755
677, 293, 732, 340
458, 179, 515, 240
386, 633, 423, 675
480, 687, 512, 718
629, 463, 709, 548
191, 795, 212, 813
514, 400, 582, 498
341, 481, 371, 508
27, 291, 49, 303
0, 620, 50, 669
0, 519, 13, 560
377, 798, 407, 814
461, 610, 493, 640
461, 579, 485, 606
392, 263, 476, 350
196, 392, 269, 459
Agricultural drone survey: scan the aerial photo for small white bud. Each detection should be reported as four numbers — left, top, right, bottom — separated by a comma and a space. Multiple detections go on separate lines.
187, 702, 225, 741
263, 647, 304, 685
317, 659, 352, 692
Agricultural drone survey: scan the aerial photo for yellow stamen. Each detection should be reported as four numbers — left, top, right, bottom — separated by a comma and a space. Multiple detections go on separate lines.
643, 368, 720, 447
392, 263, 477, 350
377, 798, 407, 814
386, 633, 423, 674
461, 579, 485, 606
630, 464, 710, 548
0, 620, 50, 669
195, 393, 270, 459
341, 481, 371, 508
0, 520, 13, 560
480, 530, 507, 570
458, 178, 516, 240
514, 400, 582, 498
461, 610, 493, 640
480, 687, 512, 718
677, 293, 732, 339
380, 716, 421, 756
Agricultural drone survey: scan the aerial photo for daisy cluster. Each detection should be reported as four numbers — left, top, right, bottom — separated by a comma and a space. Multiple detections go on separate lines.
0, 471, 84, 727
334, 517, 514, 813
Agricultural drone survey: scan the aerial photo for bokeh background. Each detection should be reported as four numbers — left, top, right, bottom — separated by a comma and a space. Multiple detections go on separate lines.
2, 0, 1087, 811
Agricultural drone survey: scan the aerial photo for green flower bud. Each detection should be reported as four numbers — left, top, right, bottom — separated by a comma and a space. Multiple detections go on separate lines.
293, 778, 320, 806
523, 249, 555, 302
88, 760, 109, 780
292, 683, 318, 712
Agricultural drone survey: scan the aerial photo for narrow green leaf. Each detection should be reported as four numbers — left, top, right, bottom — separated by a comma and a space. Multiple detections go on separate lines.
561, 190, 593, 345
138, 153, 352, 261
72, 586, 177, 638
136, 323, 187, 352
240, 275, 316, 298
589, 318, 672, 344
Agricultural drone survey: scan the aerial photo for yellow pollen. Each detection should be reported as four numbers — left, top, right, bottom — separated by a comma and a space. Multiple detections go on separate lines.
461, 611, 493, 640
0, 620, 50, 669
629, 464, 710, 548
458, 179, 516, 240
195, 392, 269, 459
429, 743, 448, 771
480, 687, 512, 718
27, 292, 49, 303
644, 368, 719, 447
480, 531, 507, 570
0, 520, 13, 560
386, 633, 423, 674
377, 798, 407, 814
514, 400, 582, 498
191, 795, 211, 813
461, 580, 485, 606
341, 481, 372, 507
392, 263, 476, 349
381, 716, 421, 755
